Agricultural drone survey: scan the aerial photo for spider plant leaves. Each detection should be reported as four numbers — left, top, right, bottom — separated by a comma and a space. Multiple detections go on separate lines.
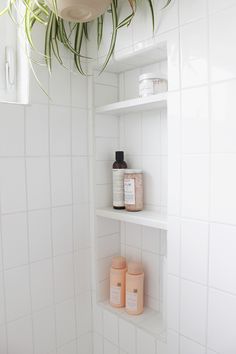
44, 11, 54, 72
97, 15, 104, 48
101, 0, 118, 72
163, 0, 172, 9
0, 0, 173, 80
117, 0, 136, 29
74, 23, 85, 75
51, 14, 63, 65
56, 19, 89, 59
147, 0, 155, 32
83, 22, 89, 40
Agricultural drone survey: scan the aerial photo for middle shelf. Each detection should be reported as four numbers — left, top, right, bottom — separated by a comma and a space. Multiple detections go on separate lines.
96, 92, 167, 116
96, 207, 168, 230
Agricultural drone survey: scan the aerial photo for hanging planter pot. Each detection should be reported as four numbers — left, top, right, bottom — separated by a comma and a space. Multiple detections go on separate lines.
46, 0, 112, 22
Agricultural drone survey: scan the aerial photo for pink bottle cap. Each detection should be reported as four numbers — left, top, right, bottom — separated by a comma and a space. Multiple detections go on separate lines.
112, 256, 126, 269
128, 262, 143, 275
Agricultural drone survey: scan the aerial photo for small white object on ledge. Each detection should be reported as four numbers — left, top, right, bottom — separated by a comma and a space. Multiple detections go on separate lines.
139, 73, 168, 97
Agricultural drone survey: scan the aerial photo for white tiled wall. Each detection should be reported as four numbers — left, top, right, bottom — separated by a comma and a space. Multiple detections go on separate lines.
166, 1, 236, 354
91, 0, 236, 353
0, 54, 92, 353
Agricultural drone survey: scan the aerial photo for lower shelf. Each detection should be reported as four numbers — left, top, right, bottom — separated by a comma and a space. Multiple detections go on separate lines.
99, 300, 166, 343
96, 207, 168, 230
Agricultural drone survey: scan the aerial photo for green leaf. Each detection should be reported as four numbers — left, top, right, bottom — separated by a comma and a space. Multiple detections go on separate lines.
101, 0, 118, 72
97, 15, 104, 48
74, 23, 85, 75
163, 0, 172, 9
44, 11, 54, 73
147, 0, 155, 32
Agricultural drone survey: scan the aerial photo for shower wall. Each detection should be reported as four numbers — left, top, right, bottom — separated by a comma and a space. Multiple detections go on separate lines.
91, 1, 236, 354
0, 34, 92, 354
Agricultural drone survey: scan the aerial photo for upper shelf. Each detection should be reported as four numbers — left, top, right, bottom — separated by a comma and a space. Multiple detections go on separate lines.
96, 93, 167, 116
96, 207, 168, 230
95, 38, 167, 73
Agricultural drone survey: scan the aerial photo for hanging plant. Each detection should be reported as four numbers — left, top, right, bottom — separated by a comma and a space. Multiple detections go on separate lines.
0, 0, 173, 75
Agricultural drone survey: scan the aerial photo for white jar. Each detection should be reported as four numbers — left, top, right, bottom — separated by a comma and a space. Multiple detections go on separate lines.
139, 73, 168, 97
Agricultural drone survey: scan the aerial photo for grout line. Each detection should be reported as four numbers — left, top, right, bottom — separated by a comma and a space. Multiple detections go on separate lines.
0, 173, 9, 353
47, 91, 59, 354
177, 0, 182, 351
206, 0, 212, 351
23, 106, 36, 354
69, 62, 80, 354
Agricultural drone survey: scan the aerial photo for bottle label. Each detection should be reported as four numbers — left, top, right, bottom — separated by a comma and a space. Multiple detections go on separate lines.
110, 286, 121, 305
113, 169, 125, 207
124, 178, 135, 205
126, 291, 138, 311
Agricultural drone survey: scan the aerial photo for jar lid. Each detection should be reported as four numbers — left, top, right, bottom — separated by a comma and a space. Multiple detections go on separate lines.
125, 169, 142, 174
139, 73, 159, 81
112, 256, 126, 269
128, 262, 143, 275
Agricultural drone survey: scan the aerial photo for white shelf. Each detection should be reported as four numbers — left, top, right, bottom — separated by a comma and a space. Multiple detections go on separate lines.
99, 300, 166, 342
96, 93, 167, 116
95, 38, 167, 73
96, 207, 168, 230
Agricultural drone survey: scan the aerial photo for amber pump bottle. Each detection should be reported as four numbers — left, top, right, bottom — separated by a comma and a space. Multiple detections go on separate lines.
112, 151, 127, 209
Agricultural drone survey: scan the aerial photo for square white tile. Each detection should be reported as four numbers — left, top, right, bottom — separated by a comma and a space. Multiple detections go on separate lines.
167, 217, 181, 276
52, 206, 73, 256
0, 273, 5, 326
137, 328, 156, 354
209, 223, 236, 294
0, 104, 24, 156
181, 155, 209, 220
75, 249, 92, 294
72, 157, 89, 204
33, 307, 56, 354
208, 288, 236, 353
103, 310, 119, 345
76, 291, 92, 336
125, 223, 142, 249
49, 60, 70, 106
55, 299, 76, 347
0, 325, 7, 354
30, 259, 54, 311
4, 266, 31, 322
210, 6, 236, 81
180, 20, 208, 87
0, 158, 26, 213
211, 155, 236, 225
167, 275, 180, 332
7, 317, 33, 354
54, 254, 75, 303
211, 80, 236, 153
25, 104, 49, 156
72, 108, 88, 156
181, 86, 209, 154
26, 157, 51, 209
119, 318, 136, 354
181, 219, 209, 285
50, 105, 71, 156
50, 157, 72, 206
180, 280, 207, 345
28, 209, 52, 262
2, 213, 28, 269
179, 0, 207, 24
